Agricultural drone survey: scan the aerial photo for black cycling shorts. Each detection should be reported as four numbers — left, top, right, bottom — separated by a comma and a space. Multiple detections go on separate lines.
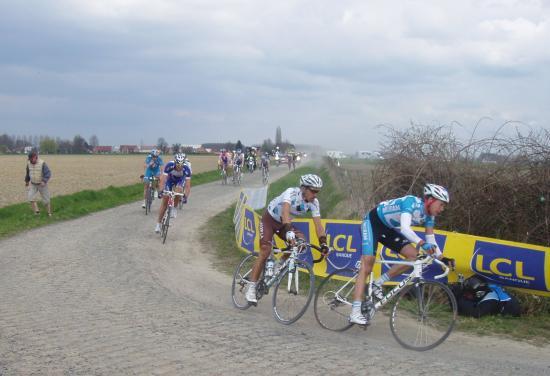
361, 208, 411, 256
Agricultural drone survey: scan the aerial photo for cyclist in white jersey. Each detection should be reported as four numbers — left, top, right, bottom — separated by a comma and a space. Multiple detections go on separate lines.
349, 184, 455, 325
245, 174, 329, 304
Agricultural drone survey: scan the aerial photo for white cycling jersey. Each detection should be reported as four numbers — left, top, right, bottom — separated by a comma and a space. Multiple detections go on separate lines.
267, 187, 320, 223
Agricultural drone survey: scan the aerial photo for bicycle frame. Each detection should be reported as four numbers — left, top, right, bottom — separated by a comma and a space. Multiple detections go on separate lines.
329, 255, 449, 312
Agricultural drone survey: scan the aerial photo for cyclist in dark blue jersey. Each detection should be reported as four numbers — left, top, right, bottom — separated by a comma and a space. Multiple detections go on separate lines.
155, 153, 192, 233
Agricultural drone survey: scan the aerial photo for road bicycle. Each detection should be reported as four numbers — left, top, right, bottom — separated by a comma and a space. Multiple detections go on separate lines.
233, 165, 242, 186
313, 252, 457, 351
143, 176, 159, 215
247, 158, 255, 174
220, 165, 228, 185
159, 190, 185, 244
261, 165, 269, 185
232, 239, 327, 325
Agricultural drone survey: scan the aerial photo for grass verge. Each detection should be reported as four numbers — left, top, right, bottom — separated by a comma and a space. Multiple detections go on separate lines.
0, 169, 220, 239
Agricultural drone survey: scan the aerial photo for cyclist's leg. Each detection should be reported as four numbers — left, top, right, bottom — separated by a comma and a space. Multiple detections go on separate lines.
375, 234, 415, 285
249, 211, 275, 283
157, 181, 171, 224
173, 183, 184, 206
143, 176, 149, 200
349, 211, 379, 324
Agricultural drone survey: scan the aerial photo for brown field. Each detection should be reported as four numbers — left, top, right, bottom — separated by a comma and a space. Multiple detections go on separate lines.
0, 154, 218, 208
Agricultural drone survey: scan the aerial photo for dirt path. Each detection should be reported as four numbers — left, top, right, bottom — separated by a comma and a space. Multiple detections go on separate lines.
0, 165, 548, 375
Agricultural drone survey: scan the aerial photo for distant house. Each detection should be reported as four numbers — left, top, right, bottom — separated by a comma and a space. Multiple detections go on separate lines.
327, 150, 347, 159
356, 150, 382, 159
119, 145, 139, 154
93, 146, 113, 154
140, 145, 156, 154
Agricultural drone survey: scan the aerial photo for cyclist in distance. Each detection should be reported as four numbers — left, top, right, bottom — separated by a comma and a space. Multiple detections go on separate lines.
234, 148, 244, 171
142, 149, 164, 208
245, 174, 330, 304
218, 149, 228, 170
349, 184, 455, 325
260, 152, 270, 171
155, 153, 191, 233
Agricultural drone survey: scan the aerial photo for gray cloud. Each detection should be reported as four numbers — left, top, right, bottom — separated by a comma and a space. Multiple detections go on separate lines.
1, 0, 549, 152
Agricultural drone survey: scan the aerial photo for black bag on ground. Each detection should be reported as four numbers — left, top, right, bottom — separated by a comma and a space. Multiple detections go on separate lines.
451, 275, 521, 318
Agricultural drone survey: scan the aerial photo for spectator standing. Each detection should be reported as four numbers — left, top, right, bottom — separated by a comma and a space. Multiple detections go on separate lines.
25, 150, 52, 216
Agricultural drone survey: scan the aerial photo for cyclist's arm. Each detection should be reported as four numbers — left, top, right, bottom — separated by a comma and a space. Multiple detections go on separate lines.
312, 216, 326, 239
184, 178, 191, 198
280, 202, 292, 226
399, 212, 423, 245
424, 228, 443, 258
158, 174, 167, 192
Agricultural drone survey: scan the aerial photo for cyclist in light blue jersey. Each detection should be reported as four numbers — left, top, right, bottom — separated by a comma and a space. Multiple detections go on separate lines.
349, 184, 455, 325
142, 149, 164, 208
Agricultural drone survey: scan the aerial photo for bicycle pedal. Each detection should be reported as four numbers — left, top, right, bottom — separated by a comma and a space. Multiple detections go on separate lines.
248, 301, 258, 307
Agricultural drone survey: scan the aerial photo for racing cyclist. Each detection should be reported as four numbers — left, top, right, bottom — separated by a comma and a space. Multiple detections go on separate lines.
155, 153, 191, 233
349, 184, 455, 325
233, 149, 244, 176
245, 174, 330, 304
142, 149, 164, 208
260, 152, 270, 172
219, 149, 229, 175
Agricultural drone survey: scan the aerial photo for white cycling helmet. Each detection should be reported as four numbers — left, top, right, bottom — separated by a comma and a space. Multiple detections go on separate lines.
174, 153, 186, 165
424, 183, 450, 203
151, 148, 160, 157
300, 174, 323, 190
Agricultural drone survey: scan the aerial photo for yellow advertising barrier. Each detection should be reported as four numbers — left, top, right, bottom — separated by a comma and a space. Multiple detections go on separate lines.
234, 193, 550, 297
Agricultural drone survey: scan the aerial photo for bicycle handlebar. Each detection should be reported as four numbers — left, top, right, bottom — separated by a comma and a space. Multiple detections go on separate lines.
432, 257, 451, 279
272, 241, 331, 264
162, 190, 185, 197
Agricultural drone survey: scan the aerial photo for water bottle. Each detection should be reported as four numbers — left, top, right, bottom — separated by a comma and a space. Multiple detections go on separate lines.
266, 258, 275, 277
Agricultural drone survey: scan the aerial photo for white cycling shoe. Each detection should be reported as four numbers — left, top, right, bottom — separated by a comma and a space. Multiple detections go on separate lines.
349, 310, 369, 325
142, 201, 146, 208
372, 282, 384, 300
155, 223, 161, 233
245, 283, 258, 304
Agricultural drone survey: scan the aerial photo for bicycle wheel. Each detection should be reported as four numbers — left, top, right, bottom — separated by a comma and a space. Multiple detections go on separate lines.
390, 280, 457, 351
272, 259, 314, 325
161, 208, 170, 244
231, 253, 257, 309
145, 186, 152, 215
313, 268, 355, 331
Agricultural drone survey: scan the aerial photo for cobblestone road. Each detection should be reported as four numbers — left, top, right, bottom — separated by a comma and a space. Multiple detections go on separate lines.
1, 166, 549, 375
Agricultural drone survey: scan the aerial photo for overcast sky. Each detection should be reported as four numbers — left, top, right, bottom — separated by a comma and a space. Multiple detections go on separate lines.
1, 0, 549, 151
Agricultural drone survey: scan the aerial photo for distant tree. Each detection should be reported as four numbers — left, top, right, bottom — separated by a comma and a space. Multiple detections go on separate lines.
0, 134, 14, 151
40, 137, 58, 154
89, 135, 99, 148
224, 141, 235, 151
157, 137, 169, 154
275, 127, 282, 146
57, 138, 72, 154
172, 143, 181, 153
261, 138, 274, 153
235, 140, 244, 151
72, 135, 89, 153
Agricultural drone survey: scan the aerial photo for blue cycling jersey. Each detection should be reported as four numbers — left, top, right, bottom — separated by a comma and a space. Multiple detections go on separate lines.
144, 155, 163, 178
376, 195, 435, 229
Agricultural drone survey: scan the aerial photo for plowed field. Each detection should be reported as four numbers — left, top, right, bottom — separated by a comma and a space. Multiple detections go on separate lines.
0, 154, 217, 207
